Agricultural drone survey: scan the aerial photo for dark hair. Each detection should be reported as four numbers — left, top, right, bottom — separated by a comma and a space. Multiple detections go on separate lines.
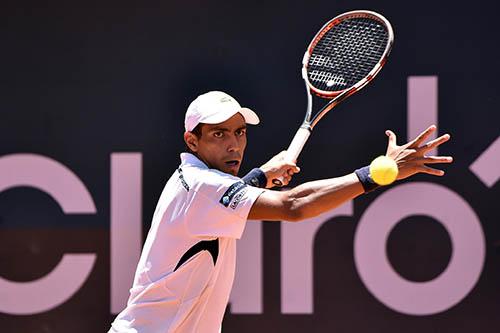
191, 123, 203, 138
185, 123, 204, 153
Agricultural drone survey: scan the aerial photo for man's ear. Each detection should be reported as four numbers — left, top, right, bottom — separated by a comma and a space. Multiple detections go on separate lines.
184, 131, 198, 152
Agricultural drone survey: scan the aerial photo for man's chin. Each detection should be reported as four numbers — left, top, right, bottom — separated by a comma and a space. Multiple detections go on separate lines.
221, 166, 239, 176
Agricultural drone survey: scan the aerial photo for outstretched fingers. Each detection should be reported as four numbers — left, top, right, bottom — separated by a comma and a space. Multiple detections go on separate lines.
410, 155, 452, 177
414, 156, 453, 164
407, 125, 437, 148
418, 165, 446, 176
418, 133, 451, 153
385, 130, 398, 146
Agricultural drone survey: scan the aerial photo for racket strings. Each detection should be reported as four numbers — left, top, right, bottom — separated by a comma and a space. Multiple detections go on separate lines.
308, 17, 389, 93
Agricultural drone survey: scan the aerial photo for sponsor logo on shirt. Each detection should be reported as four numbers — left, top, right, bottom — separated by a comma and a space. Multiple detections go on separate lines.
220, 181, 247, 208
230, 188, 247, 209
177, 168, 190, 191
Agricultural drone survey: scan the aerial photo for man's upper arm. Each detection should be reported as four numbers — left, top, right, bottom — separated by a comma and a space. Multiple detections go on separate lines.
248, 189, 295, 221
185, 169, 264, 239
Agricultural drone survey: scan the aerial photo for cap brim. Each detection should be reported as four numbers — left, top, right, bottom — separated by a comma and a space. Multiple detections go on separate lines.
239, 107, 260, 125
201, 107, 260, 126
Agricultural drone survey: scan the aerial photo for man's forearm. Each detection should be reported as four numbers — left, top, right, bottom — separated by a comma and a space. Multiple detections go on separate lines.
248, 172, 367, 222
285, 173, 365, 220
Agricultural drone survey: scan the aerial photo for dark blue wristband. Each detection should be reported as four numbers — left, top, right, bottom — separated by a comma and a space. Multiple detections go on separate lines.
242, 168, 268, 188
354, 166, 380, 193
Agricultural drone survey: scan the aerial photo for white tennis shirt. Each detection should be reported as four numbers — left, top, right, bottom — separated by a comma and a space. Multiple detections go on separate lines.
109, 153, 265, 333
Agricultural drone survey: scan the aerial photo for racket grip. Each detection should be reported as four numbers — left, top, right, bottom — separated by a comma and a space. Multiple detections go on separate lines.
272, 127, 311, 186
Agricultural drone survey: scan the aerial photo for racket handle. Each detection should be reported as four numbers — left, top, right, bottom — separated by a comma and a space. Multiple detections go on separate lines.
272, 127, 311, 186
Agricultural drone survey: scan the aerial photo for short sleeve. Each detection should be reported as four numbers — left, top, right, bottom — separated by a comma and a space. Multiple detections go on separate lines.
185, 170, 264, 239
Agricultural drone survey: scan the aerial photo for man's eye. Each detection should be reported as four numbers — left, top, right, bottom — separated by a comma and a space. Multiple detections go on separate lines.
236, 129, 246, 136
214, 132, 223, 138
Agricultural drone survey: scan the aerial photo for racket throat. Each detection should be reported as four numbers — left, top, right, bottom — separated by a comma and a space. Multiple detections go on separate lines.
286, 127, 312, 162
300, 124, 313, 131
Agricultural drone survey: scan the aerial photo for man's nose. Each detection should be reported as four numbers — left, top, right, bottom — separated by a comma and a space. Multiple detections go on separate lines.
227, 134, 241, 152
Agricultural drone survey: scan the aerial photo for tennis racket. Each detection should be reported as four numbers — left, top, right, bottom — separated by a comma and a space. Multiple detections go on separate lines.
273, 10, 394, 186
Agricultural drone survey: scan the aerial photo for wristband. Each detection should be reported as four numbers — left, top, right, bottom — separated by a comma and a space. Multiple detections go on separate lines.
354, 166, 380, 193
242, 168, 268, 188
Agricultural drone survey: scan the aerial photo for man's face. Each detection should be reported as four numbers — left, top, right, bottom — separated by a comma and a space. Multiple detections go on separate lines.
185, 113, 247, 176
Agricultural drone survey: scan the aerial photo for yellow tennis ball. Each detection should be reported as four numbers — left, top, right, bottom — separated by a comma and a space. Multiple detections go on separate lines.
370, 155, 398, 185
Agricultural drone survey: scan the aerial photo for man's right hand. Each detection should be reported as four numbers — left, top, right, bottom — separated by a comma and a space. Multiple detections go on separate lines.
259, 151, 300, 188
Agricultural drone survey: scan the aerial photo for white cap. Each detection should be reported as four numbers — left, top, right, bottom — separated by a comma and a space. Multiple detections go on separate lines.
184, 91, 260, 132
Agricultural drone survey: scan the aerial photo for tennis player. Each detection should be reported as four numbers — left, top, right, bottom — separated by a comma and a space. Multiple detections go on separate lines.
109, 91, 452, 333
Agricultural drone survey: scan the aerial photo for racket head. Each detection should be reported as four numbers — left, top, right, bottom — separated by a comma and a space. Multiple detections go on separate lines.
303, 10, 394, 98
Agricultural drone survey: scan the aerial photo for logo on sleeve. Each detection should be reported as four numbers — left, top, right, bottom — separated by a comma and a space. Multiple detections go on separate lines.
220, 181, 247, 208
177, 168, 190, 192
229, 188, 247, 209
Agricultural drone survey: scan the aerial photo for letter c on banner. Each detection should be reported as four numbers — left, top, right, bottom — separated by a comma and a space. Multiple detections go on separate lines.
0, 154, 97, 315
354, 182, 485, 315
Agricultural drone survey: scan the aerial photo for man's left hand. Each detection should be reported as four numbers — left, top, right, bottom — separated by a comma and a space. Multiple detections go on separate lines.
385, 125, 453, 181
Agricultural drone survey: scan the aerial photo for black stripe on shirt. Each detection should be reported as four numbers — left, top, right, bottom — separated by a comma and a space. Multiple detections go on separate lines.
173, 238, 219, 272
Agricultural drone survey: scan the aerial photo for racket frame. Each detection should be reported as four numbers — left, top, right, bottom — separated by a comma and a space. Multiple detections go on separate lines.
273, 10, 394, 186
303, 10, 394, 129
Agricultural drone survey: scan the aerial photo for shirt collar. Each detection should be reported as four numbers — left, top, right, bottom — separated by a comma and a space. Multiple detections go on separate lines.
180, 152, 209, 169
